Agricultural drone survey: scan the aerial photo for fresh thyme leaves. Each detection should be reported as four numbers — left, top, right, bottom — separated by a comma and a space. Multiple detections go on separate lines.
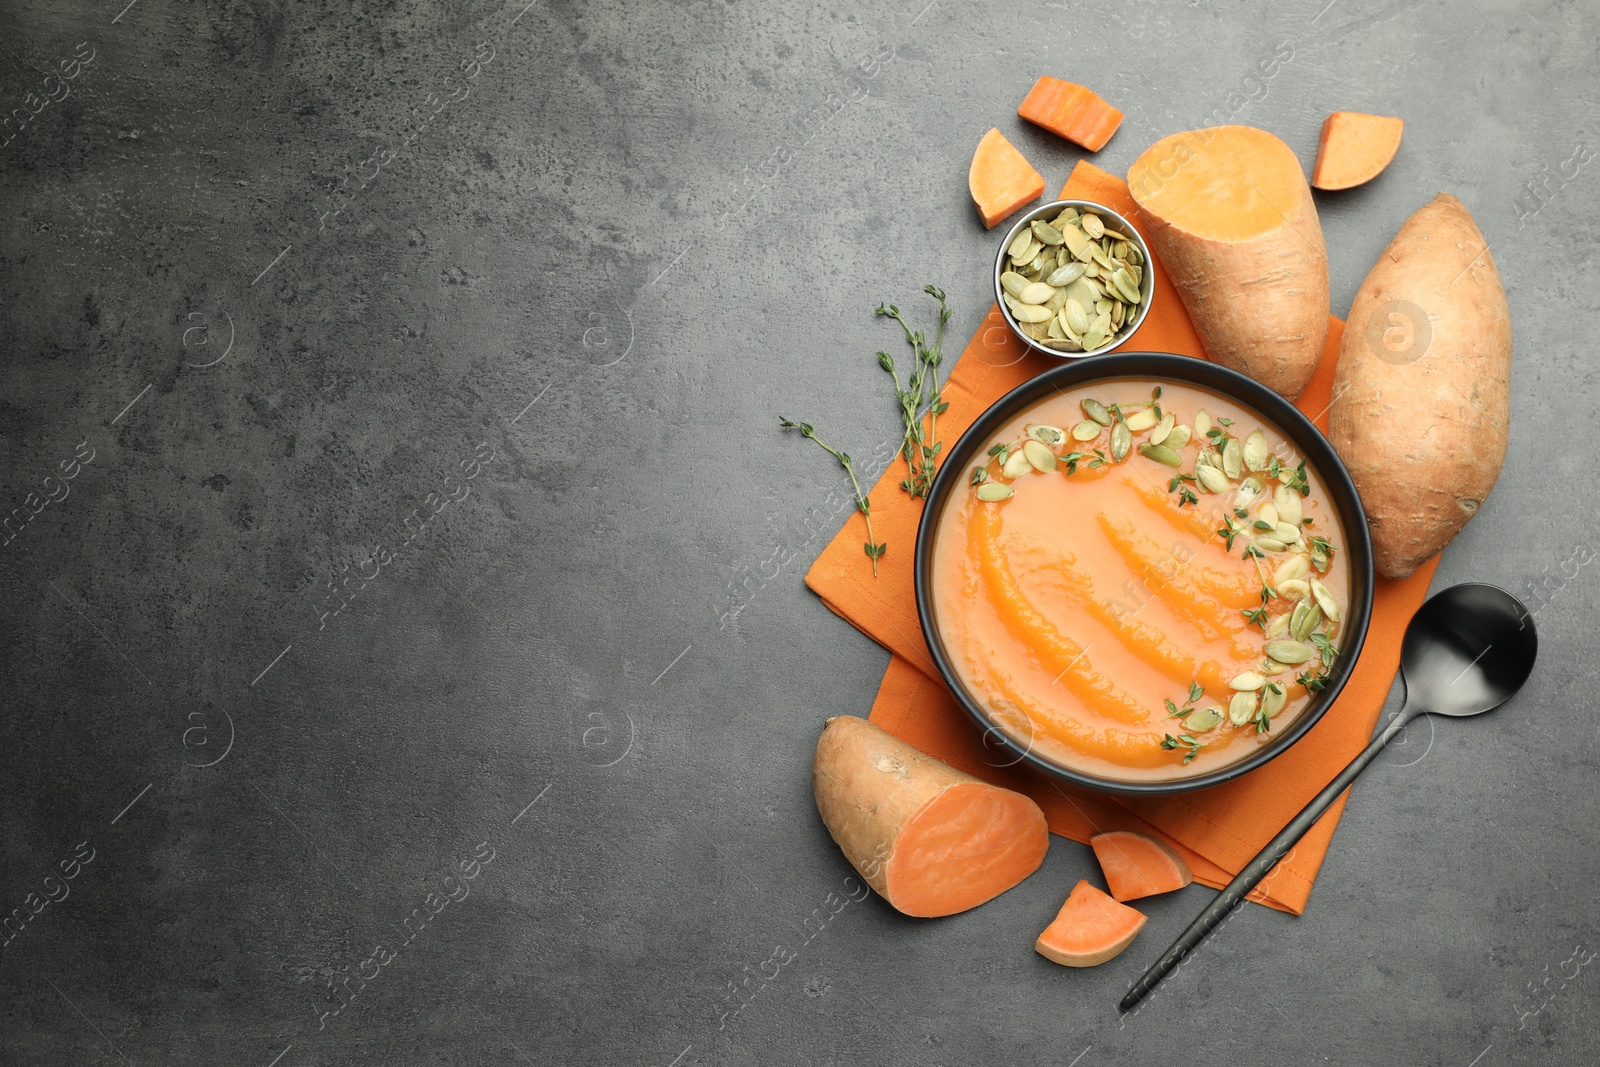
1164, 681, 1204, 721
877, 285, 952, 500
1160, 733, 1203, 764
1297, 667, 1330, 693
779, 417, 885, 576
1309, 632, 1339, 665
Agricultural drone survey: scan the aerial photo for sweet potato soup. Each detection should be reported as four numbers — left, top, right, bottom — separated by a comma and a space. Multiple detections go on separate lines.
931, 379, 1350, 783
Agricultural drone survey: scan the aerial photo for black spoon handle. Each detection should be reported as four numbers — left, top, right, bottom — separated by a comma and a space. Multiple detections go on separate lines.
1118, 704, 1420, 1013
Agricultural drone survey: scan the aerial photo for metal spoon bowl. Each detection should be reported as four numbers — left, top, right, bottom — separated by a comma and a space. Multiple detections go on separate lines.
1119, 583, 1538, 1012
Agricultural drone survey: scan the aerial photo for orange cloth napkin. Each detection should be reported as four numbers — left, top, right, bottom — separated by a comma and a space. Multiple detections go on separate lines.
805, 161, 1438, 914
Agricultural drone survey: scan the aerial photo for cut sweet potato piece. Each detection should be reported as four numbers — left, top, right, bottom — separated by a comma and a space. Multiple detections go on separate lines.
1127, 126, 1330, 400
1312, 112, 1403, 191
1018, 77, 1123, 152
1090, 831, 1194, 902
813, 716, 1049, 917
1035, 880, 1147, 967
969, 128, 1046, 230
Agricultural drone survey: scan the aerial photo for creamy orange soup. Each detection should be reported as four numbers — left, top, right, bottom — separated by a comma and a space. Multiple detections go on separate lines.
931, 379, 1350, 783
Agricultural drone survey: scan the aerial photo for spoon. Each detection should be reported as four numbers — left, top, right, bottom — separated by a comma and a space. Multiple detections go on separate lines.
1119, 583, 1538, 1012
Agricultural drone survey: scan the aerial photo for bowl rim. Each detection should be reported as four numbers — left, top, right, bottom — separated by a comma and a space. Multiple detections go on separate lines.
912, 352, 1376, 795
993, 199, 1155, 361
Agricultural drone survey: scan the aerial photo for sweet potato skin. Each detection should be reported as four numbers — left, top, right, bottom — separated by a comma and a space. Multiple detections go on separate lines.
812, 716, 1048, 915
1128, 126, 1330, 400
1329, 193, 1511, 578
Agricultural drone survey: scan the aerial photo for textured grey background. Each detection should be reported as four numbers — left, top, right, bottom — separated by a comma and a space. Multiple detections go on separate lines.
1, 0, 1595, 1064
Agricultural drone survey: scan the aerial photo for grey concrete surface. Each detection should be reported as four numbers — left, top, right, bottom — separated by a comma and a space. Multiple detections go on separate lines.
1, 0, 1596, 1063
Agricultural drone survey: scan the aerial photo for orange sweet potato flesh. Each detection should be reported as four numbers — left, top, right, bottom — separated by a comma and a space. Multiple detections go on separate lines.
969, 128, 1046, 229
1035, 880, 1147, 967
1127, 126, 1330, 400
1018, 77, 1123, 152
1312, 112, 1403, 191
1090, 830, 1194, 902
813, 716, 1049, 917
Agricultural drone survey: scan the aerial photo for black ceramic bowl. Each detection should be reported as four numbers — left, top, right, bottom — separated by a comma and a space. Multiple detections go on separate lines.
913, 352, 1375, 795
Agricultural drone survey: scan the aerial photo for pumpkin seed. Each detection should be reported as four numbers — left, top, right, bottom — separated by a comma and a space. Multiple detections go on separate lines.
1080, 213, 1105, 239
1196, 464, 1230, 494
1310, 541, 1331, 572
1195, 448, 1216, 470
1255, 536, 1288, 552
1127, 244, 1144, 266
1001, 449, 1032, 478
1046, 262, 1086, 286
1290, 600, 1322, 641
1230, 671, 1266, 691
1228, 691, 1258, 725
1071, 420, 1101, 442
1043, 338, 1083, 352
1148, 413, 1176, 446
1082, 398, 1113, 426
1275, 522, 1302, 544
1000, 271, 1029, 298
1272, 554, 1310, 586
1053, 206, 1080, 224
1194, 410, 1213, 438
1186, 707, 1222, 732
1093, 301, 1112, 322
1081, 329, 1107, 351
1260, 684, 1287, 719
1101, 227, 1128, 241
1031, 219, 1065, 246
1010, 302, 1052, 323
1060, 223, 1091, 259
1110, 269, 1141, 304
1089, 246, 1116, 272
1007, 228, 1035, 260
1234, 475, 1263, 509
1047, 317, 1065, 339
1273, 485, 1303, 526
1221, 438, 1243, 479
1125, 407, 1159, 432
976, 482, 1014, 502
1260, 657, 1290, 675
1139, 442, 1182, 467
1019, 282, 1054, 305
1110, 420, 1131, 461
1045, 286, 1069, 312
1029, 424, 1065, 445
1111, 302, 1125, 330
1023, 439, 1056, 472
1266, 613, 1291, 639
1243, 430, 1268, 472
1264, 639, 1314, 665
1277, 578, 1310, 601
1082, 261, 1101, 280
1064, 299, 1090, 336
1310, 577, 1339, 622
1258, 502, 1279, 528
1165, 425, 1192, 449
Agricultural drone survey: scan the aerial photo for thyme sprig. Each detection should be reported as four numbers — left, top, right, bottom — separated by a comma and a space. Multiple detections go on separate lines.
780, 418, 885, 576
876, 285, 952, 499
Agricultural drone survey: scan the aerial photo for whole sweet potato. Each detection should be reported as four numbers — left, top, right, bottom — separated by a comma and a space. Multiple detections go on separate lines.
1329, 193, 1512, 578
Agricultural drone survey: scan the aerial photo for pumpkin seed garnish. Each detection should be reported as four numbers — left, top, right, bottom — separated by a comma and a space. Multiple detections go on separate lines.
1165, 424, 1192, 449
1001, 448, 1033, 478
1221, 438, 1243, 479
1194, 410, 1213, 438
1082, 398, 1113, 426
1046, 262, 1086, 286
1138, 442, 1182, 467
1310, 577, 1339, 621
1022, 439, 1056, 472
1195, 465, 1230, 494
975, 482, 1014, 502
1186, 707, 1222, 732
1031, 219, 1065, 246
1243, 430, 1268, 472
1228, 691, 1258, 725
1028, 424, 1065, 445
1230, 671, 1266, 691
1110, 420, 1132, 462
1264, 639, 1314, 665
1081, 212, 1105, 239
1124, 407, 1159, 432
1071, 420, 1102, 442
1149, 413, 1176, 445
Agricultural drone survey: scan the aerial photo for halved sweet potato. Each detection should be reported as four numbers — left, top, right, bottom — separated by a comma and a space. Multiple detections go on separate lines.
1035, 880, 1147, 967
813, 716, 1049, 917
969, 128, 1046, 230
1090, 831, 1194, 902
